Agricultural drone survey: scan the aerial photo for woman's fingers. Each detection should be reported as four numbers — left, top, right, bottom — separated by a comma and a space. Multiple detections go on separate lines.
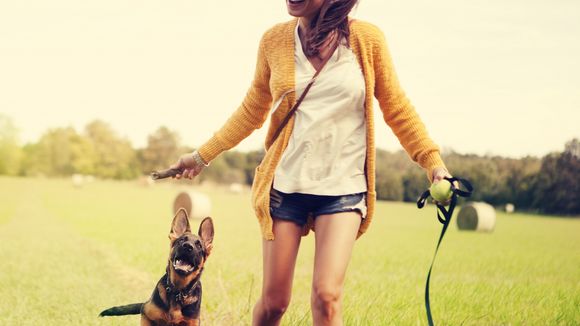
431, 167, 449, 183
169, 153, 206, 180
175, 169, 185, 179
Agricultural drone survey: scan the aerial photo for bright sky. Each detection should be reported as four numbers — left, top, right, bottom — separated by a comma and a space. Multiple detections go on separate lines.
1, 0, 578, 158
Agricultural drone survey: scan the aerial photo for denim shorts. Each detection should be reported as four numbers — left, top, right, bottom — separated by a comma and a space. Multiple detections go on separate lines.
269, 188, 367, 226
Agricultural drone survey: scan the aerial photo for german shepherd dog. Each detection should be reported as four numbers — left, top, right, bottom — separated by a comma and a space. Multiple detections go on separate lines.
100, 208, 214, 325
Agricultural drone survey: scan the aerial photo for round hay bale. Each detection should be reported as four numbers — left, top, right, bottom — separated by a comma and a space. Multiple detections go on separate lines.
173, 191, 211, 220
505, 203, 515, 213
72, 174, 84, 188
228, 182, 244, 194
138, 176, 154, 187
457, 202, 496, 232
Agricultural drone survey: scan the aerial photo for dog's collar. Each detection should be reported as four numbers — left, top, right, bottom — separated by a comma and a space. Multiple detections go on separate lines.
163, 269, 203, 305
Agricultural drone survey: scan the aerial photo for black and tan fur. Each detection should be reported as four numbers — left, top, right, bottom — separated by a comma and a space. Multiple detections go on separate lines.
99, 208, 214, 326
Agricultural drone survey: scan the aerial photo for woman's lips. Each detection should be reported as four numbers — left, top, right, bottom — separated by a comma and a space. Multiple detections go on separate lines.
288, 0, 306, 10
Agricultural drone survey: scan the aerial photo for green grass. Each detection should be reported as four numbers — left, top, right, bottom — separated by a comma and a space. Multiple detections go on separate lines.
0, 176, 578, 325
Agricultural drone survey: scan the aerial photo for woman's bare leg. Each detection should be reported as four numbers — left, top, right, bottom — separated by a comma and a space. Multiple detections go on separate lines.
311, 212, 361, 326
252, 218, 303, 326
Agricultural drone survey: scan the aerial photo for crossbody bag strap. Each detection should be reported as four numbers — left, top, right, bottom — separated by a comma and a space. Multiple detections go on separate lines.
270, 36, 341, 143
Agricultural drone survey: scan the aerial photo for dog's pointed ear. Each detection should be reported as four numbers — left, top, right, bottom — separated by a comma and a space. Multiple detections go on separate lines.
169, 208, 191, 241
198, 217, 214, 255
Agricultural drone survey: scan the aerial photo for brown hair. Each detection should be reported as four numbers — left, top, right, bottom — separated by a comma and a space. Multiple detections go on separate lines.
303, 0, 359, 58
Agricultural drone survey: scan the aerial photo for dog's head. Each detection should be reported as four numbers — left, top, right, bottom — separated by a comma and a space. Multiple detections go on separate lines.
168, 208, 214, 281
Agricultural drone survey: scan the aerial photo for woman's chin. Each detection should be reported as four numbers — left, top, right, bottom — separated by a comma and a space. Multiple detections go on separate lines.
287, 0, 308, 16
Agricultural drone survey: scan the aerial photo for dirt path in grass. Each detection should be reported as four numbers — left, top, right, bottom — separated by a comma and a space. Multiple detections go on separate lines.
0, 187, 154, 326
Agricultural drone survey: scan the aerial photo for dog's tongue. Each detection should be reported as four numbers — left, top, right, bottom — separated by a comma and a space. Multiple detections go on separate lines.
174, 259, 194, 272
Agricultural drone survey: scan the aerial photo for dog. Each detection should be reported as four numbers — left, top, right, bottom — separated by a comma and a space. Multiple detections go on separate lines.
99, 208, 214, 326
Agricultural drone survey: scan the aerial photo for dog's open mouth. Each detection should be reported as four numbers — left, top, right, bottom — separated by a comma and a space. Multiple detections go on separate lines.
173, 255, 196, 274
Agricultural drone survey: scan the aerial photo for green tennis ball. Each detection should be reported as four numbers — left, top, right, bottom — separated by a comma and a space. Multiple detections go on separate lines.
430, 179, 453, 202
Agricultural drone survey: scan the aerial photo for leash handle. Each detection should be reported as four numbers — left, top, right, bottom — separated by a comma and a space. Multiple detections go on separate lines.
417, 176, 473, 326
151, 168, 184, 180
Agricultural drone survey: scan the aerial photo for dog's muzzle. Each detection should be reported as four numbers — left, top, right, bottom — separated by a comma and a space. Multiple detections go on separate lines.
172, 242, 202, 275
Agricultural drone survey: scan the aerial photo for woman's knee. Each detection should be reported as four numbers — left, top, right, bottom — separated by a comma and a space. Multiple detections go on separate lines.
312, 282, 342, 316
261, 290, 292, 316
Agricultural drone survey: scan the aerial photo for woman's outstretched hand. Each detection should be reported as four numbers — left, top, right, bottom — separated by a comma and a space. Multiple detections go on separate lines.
170, 151, 206, 180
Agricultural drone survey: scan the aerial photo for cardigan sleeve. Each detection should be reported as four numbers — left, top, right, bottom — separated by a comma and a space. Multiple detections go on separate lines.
372, 28, 447, 180
197, 33, 273, 163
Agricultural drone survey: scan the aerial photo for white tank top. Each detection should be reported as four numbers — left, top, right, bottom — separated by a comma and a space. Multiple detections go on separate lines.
273, 24, 367, 196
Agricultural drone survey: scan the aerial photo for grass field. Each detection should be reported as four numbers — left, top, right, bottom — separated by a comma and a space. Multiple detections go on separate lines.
0, 176, 578, 325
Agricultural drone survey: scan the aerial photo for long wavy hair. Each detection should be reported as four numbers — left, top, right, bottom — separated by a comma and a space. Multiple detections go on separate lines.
303, 0, 359, 58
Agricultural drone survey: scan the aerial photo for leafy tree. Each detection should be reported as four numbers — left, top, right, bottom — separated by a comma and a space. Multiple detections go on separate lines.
565, 138, 579, 158
0, 114, 21, 175
402, 170, 428, 202
244, 150, 265, 185
84, 120, 139, 179
222, 151, 247, 171
532, 139, 580, 215
19, 143, 43, 176
139, 126, 181, 174
198, 149, 265, 186
20, 127, 95, 176
199, 155, 246, 185
445, 153, 498, 203
375, 149, 437, 202
502, 156, 541, 208
375, 167, 403, 201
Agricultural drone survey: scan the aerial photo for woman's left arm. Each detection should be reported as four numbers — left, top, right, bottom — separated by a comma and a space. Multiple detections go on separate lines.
372, 27, 448, 182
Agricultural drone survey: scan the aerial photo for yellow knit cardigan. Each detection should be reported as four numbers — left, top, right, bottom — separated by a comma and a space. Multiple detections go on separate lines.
198, 19, 446, 240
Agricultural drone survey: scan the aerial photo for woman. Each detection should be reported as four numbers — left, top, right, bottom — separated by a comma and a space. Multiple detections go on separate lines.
171, 0, 452, 324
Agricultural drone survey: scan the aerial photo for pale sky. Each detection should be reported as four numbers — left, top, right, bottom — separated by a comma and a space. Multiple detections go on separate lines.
1, 0, 579, 158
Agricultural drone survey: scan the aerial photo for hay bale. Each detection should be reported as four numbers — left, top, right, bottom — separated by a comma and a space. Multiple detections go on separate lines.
173, 191, 211, 220
72, 174, 84, 188
138, 176, 154, 187
457, 202, 496, 232
505, 203, 515, 213
228, 183, 244, 194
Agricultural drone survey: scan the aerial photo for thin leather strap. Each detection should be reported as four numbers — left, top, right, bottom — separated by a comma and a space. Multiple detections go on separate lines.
417, 177, 474, 326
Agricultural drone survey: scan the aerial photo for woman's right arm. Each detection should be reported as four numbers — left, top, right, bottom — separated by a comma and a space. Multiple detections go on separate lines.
197, 33, 273, 164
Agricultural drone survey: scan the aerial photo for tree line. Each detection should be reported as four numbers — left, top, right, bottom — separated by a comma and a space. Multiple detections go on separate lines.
0, 114, 578, 215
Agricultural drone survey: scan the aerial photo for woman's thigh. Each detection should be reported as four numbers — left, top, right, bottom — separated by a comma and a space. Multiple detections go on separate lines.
261, 218, 303, 299
312, 212, 361, 293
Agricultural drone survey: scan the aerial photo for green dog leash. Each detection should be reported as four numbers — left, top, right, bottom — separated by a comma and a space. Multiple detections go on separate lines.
417, 177, 473, 326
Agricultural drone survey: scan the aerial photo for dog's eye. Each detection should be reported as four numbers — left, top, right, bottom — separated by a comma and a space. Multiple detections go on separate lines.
195, 240, 203, 249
